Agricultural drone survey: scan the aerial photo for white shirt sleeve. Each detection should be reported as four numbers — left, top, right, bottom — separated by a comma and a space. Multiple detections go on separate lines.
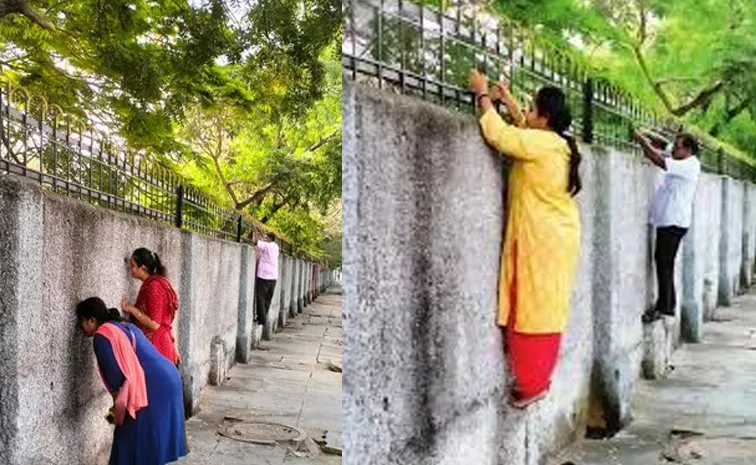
666, 157, 700, 180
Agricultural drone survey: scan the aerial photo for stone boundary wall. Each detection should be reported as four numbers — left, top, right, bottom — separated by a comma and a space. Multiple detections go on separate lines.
0, 174, 334, 465
343, 80, 756, 465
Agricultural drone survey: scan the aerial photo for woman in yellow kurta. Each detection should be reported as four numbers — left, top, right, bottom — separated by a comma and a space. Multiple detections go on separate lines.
469, 70, 582, 408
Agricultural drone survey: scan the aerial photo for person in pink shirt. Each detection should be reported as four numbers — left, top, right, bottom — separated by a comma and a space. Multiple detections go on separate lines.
254, 231, 280, 330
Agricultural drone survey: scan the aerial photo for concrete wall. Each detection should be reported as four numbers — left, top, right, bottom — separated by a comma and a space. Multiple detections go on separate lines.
719, 179, 745, 306
305, 262, 311, 305
286, 256, 293, 321
0, 176, 183, 465
344, 80, 507, 465
682, 172, 728, 340
307, 264, 316, 302
343, 80, 756, 465
270, 257, 283, 333
297, 260, 304, 310
303, 261, 310, 307
295, 259, 304, 312
289, 259, 298, 317
180, 234, 243, 406
277, 255, 289, 328
701, 174, 724, 320
742, 184, 756, 288
589, 148, 660, 433
0, 175, 325, 465
236, 245, 256, 363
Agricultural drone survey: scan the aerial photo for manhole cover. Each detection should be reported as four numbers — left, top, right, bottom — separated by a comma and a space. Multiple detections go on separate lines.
218, 420, 307, 446
663, 436, 756, 463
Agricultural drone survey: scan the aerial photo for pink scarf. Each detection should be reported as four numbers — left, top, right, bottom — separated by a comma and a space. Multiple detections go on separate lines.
96, 322, 148, 422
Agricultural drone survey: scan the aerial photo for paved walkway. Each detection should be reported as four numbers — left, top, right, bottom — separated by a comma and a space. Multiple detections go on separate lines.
178, 286, 343, 465
551, 289, 756, 465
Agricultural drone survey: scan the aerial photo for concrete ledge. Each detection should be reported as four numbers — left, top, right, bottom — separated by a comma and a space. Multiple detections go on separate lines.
252, 325, 264, 348
642, 316, 674, 380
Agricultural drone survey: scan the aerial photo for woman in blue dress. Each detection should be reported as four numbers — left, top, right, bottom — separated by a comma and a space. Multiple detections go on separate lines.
77, 297, 188, 465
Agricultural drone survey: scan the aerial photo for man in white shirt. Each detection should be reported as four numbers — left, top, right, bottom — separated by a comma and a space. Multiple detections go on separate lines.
633, 129, 701, 323
253, 231, 280, 330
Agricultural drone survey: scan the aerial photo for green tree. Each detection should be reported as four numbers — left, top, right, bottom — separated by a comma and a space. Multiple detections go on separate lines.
478, 0, 756, 157
176, 49, 341, 256
0, 0, 340, 151
0, 0, 342, 256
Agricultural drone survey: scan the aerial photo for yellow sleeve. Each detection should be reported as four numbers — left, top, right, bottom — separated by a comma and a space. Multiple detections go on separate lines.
512, 112, 527, 128
479, 108, 537, 161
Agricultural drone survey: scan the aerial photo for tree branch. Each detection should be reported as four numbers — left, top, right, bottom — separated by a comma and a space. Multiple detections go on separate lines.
637, 0, 648, 46
654, 77, 701, 87
632, 45, 674, 113
0, 0, 57, 31
260, 195, 291, 223
236, 182, 275, 210
208, 120, 241, 207
726, 98, 750, 121
709, 97, 749, 137
196, 138, 217, 160
304, 130, 339, 155
215, 129, 339, 214
276, 121, 286, 149
1, 128, 23, 164
670, 81, 724, 116
211, 152, 241, 207
631, 44, 724, 117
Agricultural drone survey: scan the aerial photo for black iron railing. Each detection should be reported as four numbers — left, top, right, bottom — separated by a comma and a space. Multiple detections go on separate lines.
342, 0, 756, 180
0, 84, 295, 254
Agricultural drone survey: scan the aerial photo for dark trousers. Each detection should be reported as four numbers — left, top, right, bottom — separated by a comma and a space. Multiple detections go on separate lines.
256, 278, 277, 326
654, 226, 688, 316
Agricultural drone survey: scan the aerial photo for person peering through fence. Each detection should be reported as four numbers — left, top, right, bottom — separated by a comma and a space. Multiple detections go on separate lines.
121, 248, 181, 366
76, 297, 187, 465
468, 69, 583, 409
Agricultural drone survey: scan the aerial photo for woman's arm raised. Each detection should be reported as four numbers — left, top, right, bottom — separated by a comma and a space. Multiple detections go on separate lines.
469, 69, 533, 160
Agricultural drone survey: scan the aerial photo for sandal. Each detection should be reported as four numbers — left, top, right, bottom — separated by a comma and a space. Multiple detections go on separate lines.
642, 309, 662, 324
510, 389, 548, 409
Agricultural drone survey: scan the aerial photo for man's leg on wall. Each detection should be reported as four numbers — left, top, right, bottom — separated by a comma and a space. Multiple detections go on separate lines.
644, 227, 673, 322
255, 278, 267, 327
645, 226, 687, 322
264, 280, 277, 316
666, 227, 687, 314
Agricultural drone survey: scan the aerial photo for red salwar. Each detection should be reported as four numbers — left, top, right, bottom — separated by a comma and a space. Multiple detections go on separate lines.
503, 242, 562, 400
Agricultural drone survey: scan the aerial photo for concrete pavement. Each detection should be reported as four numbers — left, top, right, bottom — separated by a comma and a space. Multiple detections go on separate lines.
178, 285, 342, 465
550, 289, 756, 465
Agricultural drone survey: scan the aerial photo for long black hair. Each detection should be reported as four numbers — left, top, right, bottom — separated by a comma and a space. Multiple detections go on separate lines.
132, 247, 166, 276
76, 297, 123, 324
534, 86, 582, 196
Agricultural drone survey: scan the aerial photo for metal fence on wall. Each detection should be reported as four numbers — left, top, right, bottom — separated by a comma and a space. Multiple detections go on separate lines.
0, 84, 295, 255
342, 0, 756, 180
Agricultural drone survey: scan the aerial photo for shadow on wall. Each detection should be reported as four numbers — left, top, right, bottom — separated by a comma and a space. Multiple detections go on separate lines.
342, 80, 756, 465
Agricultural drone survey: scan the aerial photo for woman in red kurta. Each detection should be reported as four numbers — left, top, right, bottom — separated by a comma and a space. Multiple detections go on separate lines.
121, 248, 181, 366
